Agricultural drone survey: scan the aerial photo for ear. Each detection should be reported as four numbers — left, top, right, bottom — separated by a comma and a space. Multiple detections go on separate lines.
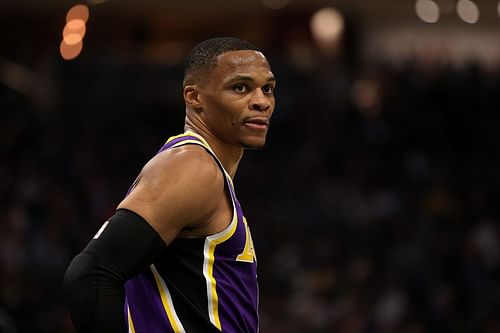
183, 85, 203, 111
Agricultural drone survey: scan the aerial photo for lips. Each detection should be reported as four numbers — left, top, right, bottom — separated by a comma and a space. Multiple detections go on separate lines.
243, 117, 269, 127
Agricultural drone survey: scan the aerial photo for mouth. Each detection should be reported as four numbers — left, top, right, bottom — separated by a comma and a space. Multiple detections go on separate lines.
243, 117, 269, 130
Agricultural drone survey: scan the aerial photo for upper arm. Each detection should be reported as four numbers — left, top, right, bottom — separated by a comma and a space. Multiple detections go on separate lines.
117, 145, 224, 245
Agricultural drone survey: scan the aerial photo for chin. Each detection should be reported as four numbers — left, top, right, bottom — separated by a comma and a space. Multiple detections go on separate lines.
241, 136, 267, 150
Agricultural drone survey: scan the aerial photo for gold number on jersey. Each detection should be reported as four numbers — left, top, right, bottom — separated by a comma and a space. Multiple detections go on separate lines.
236, 217, 256, 263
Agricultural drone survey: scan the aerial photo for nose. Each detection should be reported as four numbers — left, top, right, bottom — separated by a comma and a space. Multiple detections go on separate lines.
249, 89, 271, 112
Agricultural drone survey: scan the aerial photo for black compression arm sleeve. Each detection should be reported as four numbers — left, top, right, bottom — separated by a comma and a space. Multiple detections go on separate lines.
63, 209, 167, 333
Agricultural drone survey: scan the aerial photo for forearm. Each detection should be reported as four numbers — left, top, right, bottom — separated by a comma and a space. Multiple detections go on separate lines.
63, 209, 167, 332
64, 252, 127, 332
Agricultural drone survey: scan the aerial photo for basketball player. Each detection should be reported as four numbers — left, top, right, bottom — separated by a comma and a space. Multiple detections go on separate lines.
63, 37, 276, 333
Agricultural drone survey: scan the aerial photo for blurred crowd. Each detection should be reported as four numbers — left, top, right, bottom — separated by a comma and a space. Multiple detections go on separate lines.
1, 41, 500, 333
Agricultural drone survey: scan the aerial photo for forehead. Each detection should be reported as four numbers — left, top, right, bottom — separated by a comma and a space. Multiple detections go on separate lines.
214, 50, 272, 76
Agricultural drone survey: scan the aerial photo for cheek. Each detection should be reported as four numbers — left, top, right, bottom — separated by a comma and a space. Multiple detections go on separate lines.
207, 93, 246, 127
208, 104, 240, 129
229, 114, 241, 127
221, 103, 245, 125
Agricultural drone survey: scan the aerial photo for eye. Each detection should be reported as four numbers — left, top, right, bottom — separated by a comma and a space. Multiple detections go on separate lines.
234, 83, 247, 93
262, 84, 274, 95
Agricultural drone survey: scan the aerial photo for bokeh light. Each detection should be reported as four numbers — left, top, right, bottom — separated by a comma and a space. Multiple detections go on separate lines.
415, 0, 440, 23
457, 0, 479, 23
63, 33, 83, 46
63, 19, 86, 44
61, 6, 88, 60
351, 79, 381, 119
310, 7, 344, 49
60, 39, 83, 60
66, 4, 89, 23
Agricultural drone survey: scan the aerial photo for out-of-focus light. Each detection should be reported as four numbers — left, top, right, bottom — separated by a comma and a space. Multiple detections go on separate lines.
88, 0, 108, 4
60, 39, 83, 60
63, 33, 83, 46
66, 4, 89, 23
351, 79, 381, 118
457, 0, 479, 23
310, 7, 344, 48
0, 59, 35, 94
61, 5, 88, 60
415, 0, 440, 23
262, 0, 290, 10
498, 1, 500, 18
65, 19, 86, 34
63, 19, 86, 43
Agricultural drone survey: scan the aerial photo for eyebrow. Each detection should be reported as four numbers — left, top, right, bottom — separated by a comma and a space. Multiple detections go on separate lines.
229, 75, 276, 83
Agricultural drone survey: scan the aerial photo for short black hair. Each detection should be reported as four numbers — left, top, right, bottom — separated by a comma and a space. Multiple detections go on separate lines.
183, 37, 261, 86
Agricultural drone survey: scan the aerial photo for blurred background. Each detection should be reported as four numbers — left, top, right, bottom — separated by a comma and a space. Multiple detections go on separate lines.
1, 0, 500, 332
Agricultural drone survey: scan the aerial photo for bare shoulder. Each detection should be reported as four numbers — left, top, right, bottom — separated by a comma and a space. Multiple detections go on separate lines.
118, 144, 225, 244
142, 144, 222, 189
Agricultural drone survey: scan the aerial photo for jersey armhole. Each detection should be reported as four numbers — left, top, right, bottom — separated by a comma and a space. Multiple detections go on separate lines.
171, 140, 237, 240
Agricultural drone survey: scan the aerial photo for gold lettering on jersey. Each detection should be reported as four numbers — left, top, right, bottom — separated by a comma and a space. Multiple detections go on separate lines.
236, 217, 256, 263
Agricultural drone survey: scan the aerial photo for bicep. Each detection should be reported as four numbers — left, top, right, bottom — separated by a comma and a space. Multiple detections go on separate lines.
117, 148, 223, 245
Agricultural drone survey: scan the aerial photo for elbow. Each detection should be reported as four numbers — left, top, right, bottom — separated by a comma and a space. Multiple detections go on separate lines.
63, 252, 127, 332
63, 252, 96, 296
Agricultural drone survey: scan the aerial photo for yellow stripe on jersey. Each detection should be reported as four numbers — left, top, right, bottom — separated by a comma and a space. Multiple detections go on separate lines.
127, 306, 137, 333
150, 265, 186, 333
183, 131, 211, 150
203, 202, 239, 330
171, 139, 207, 149
168, 132, 236, 183
172, 131, 241, 329
165, 132, 211, 152
165, 132, 192, 144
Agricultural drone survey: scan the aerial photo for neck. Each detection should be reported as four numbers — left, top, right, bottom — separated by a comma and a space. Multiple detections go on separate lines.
184, 123, 243, 179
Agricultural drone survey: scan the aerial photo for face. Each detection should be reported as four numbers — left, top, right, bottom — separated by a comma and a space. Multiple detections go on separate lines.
197, 50, 276, 149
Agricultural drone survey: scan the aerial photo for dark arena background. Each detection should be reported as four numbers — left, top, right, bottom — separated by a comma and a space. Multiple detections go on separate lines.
1, 0, 500, 332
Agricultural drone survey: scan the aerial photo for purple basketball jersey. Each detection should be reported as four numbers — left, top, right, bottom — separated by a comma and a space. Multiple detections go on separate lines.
124, 132, 258, 333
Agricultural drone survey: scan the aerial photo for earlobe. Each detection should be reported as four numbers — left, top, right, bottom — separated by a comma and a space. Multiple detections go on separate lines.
184, 86, 203, 111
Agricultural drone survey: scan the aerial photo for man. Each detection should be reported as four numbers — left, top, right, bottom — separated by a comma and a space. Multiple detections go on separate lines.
63, 37, 276, 333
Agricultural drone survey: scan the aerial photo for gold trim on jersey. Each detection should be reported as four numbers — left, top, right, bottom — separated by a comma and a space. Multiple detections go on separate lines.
171, 139, 205, 149
150, 264, 186, 333
236, 217, 256, 263
203, 202, 239, 330
127, 305, 137, 333
173, 131, 236, 185
166, 131, 241, 330
165, 132, 193, 144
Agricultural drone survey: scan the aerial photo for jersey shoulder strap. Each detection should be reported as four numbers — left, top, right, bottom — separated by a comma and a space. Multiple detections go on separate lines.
158, 132, 206, 153
159, 131, 236, 188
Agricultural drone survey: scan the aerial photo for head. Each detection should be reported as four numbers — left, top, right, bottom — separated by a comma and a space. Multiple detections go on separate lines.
183, 37, 276, 149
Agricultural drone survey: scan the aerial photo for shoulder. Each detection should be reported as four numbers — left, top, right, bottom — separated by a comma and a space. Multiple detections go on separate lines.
141, 144, 223, 191
117, 143, 225, 244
